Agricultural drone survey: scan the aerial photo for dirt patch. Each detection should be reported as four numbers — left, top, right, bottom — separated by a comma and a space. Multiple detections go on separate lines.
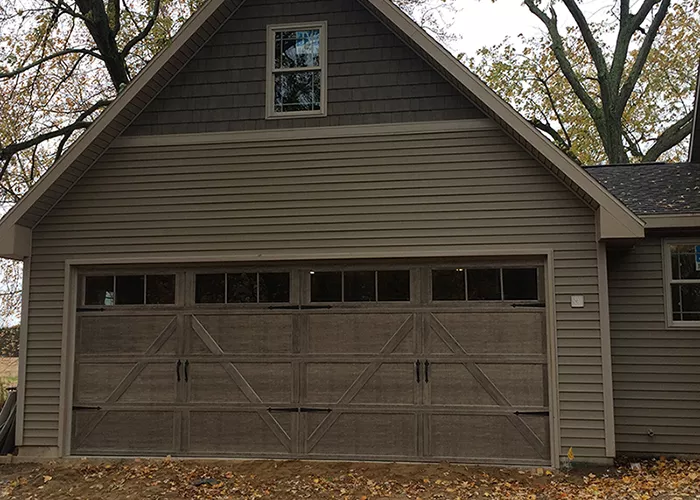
0, 457, 698, 499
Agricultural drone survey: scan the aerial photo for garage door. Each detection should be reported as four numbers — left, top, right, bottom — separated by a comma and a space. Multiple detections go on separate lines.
71, 262, 551, 465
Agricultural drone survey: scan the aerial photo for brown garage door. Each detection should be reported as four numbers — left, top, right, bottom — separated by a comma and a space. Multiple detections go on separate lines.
71, 263, 550, 465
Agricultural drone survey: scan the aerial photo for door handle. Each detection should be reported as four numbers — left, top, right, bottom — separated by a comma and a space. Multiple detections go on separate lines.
415, 360, 421, 383
176, 360, 182, 382
424, 360, 430, 383
184, 360, 189, 382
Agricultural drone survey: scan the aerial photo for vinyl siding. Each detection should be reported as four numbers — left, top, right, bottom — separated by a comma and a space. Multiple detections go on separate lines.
124, 0, 483, 136
608, 236, 700, 457
24, 120, 608, 461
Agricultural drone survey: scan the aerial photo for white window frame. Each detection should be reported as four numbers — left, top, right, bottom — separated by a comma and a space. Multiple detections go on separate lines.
266, 21, 328, 119
663, 239, 700, 328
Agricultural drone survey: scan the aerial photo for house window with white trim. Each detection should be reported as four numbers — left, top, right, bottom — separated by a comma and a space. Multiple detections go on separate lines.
666, 243, 700, 324
267, 22, 327, 117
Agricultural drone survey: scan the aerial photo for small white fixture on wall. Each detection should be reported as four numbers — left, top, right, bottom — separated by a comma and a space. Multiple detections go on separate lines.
570, 295, 585, 308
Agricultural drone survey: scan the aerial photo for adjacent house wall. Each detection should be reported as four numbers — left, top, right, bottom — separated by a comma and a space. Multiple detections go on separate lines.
608, 236, 700, 457
125, 0, 483, 136
23, 120, 610, 462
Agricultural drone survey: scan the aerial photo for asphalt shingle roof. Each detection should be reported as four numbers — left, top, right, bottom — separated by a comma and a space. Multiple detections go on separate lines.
585, 163, 700, 215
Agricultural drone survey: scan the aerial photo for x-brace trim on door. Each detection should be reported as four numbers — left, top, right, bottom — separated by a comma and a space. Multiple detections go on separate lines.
190, 315, 292, 453
305, 315, 414, 453
429, 314, 549, 460
73, 317, 179, 450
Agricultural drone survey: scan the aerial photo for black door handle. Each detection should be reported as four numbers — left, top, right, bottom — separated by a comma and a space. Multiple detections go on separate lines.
184, 360, 189, 382
424, 360, 430, 383
415, 360, 421, 383
176, 360, 182, 382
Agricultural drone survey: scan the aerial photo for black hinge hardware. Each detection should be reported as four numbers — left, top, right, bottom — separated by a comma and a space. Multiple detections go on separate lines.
176, 360, 182, 382
184, 360, 189, 382
73, 405, 102, 411
415, 360, 421, 383
267, 408, 298, 413
267, 305, 333, 310
511, 303, 546, 309
424, 360, 430, 383
76, 307, 105, 312
514, 410, 550, 416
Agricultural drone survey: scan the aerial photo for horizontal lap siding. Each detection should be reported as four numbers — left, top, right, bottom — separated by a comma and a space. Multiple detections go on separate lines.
27, 123, 605, 460
608, 237, 700, 457
125, 0, 483, 136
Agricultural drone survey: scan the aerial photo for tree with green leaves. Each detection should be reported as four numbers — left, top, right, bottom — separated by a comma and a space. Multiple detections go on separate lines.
470, 0, 699, 165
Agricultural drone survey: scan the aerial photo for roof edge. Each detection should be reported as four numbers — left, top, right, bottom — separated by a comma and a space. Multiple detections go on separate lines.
690, 61, 700, 163
363, 0, 645, 239
643, 213, 700, 229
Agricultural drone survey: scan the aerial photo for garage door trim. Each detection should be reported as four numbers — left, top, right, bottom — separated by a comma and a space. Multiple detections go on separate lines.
58, 250, 560, 466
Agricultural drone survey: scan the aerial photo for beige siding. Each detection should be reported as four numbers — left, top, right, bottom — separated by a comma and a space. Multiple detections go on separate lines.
26, 121, 607, 460
608, 237, 700, 457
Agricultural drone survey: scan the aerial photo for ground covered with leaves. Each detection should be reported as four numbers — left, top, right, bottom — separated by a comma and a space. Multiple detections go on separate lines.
0, 457, 698, 499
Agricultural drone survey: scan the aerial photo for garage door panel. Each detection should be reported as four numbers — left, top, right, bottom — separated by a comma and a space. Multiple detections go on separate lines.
306, 412, 417, 458
190, 314, 293, 354
429, 414, 547, 462
188, 411, 292, 455
77, 315, 178, 355
307, 314, 415, 354
304, 363, 366, 404
236, 363, 294, 403
73, 410, 175, 454
479, 364, 548, 407
429, 363, 498, 406
189, 363, 248, 403
74, 363, 134, 403
305, 362, 415, 405
429, 312, 545, 355
352, 363, 417, 405
118, 363, 177, 403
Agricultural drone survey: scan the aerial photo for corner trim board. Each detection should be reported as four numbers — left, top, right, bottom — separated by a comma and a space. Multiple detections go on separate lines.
596, 242, 616, 457
15, 243, 32, 446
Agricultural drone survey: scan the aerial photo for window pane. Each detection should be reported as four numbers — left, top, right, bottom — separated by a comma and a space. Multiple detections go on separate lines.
672, 283, 700, 321
146, 275, 176, 304
116, 275, 145, 305
227, 273, 257, 303
671, 245, 700, 280
274, 71, 321, 112
275, 29, 320, 69
344, 271, 376, 302
311, 272, 342, 302
85, 276, 114, 306
378, 270, 410, 302
259, 273, 290, 303
195, 274, 225, 304
467, 269, 501, 301
432, 269, 466, 301
503, 268, 539, 300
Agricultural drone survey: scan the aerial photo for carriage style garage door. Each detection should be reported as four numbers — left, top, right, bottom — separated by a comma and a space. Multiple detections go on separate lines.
71, 262, 551, 465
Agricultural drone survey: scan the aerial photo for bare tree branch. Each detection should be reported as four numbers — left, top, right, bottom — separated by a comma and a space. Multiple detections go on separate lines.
54, 99, 112, 160
121, 0, 161, 60
560, 0, 608, 81
522, 0, 602, 122
619, 0, 672, 109
642, 111, 694, 162
0, 48, 102, 79
1, 121, 92, 165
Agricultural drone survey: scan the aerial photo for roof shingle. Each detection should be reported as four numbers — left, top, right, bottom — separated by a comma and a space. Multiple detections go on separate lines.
585, 163, 700, 215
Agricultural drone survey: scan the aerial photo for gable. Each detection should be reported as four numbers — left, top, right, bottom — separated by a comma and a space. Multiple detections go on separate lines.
0, 0, 644, 247
125, 0, 483, 136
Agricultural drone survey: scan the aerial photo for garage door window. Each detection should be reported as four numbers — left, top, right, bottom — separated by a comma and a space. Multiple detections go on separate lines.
195, 272, 290, 304
84, 274, 176, 306
310, 270, 410, 302
432, 267, 539, 302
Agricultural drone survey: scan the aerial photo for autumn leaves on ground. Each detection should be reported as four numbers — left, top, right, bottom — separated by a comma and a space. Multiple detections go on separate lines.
0, 457, 699, 499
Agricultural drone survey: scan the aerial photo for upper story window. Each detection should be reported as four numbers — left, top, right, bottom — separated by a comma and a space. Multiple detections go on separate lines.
665, 243, 700, 326
267, 22, 327, 118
